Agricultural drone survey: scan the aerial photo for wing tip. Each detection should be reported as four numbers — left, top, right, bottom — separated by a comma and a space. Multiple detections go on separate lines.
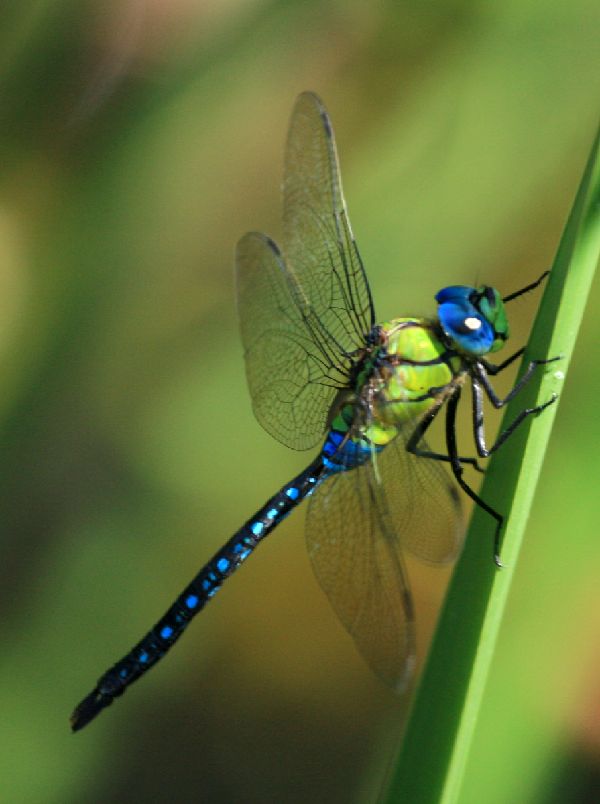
236, 231, 281, 253
293, 91, 332, 138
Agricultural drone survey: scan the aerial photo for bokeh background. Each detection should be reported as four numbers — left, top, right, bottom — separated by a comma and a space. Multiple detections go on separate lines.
1, 2, 599, 802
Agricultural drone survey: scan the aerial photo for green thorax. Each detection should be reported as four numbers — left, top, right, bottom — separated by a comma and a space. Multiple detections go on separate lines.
334, 317, 461, 450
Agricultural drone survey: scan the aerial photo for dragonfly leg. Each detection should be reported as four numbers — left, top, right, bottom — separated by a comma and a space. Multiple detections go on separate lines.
405, 396, 485, 472
471, 375, 557, 458
445, 389, 505, 566
479, 347, 525, 375
478, 354, 561, 394
502, 270, 549, 303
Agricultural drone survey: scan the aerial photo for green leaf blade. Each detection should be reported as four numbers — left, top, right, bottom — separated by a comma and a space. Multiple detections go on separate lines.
384, 125, 600, 804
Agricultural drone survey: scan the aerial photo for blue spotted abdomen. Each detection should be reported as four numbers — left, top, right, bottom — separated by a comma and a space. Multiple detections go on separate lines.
70, 457, 326, 731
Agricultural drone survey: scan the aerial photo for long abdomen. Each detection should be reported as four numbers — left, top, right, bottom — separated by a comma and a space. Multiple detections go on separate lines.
71, 457, 326, 731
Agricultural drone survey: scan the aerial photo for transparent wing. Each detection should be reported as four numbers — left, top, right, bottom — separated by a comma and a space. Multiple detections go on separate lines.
283, 92, 375, 352
235, 232, 353, 451
381, 430, 464, 565
306, 427, 463, 689
235, 93, 375, 451
306, 458, 416, 691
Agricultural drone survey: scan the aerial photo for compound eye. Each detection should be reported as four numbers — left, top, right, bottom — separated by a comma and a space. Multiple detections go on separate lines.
484, 286, 495, 305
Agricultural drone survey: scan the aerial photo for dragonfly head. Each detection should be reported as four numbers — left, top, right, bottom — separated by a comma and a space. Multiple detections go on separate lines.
435, 285, 509, 356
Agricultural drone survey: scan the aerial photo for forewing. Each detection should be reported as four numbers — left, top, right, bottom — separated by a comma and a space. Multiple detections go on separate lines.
235, 232, 350, 451
306, 460, 416, 691
283, 92, 375, 354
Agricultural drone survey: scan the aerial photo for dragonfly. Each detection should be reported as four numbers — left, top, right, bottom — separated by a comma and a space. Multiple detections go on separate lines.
71, 92, 558, 731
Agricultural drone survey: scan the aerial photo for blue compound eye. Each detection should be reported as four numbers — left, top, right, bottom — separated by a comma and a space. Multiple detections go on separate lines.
435, 286, 496, 355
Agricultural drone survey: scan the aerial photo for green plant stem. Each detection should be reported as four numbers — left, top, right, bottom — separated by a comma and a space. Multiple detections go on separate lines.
383, 125, 600, 804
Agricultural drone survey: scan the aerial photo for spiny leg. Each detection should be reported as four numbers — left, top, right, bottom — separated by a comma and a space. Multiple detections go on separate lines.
405, 394, 485, 473
471, 376, 557, 458
480, 347, 525, 375
445, 389, 505, 567
477, 355, 561, 400
502, 270, 549, 303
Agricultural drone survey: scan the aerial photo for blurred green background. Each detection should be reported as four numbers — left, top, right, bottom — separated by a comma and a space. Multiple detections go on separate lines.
1, 2, 599, 802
